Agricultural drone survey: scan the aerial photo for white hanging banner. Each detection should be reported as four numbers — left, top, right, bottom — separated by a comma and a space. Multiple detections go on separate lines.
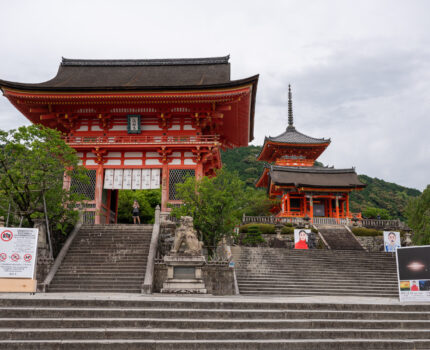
113, 169, 124, 189
151, 168, 160, 189
123, 169, 132, 189
132, 169, 142, 189
0, 228, 38, 278
142, 169, 151, 189
104, 169, 114, 189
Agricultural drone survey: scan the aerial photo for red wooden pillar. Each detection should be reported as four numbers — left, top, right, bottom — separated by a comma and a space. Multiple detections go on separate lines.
346, 193, 350, 218
286, 192, 290, 214
196, 161, 204, 180
335, 196, 340, 223
161, 163, 169, 212
303, 194, 307, 216
329, 197, 333, 218
94, 163, 104, 225
309, 195, 314, 223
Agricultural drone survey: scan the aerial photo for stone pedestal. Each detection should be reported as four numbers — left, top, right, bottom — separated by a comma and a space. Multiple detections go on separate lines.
161, 254, 207, 294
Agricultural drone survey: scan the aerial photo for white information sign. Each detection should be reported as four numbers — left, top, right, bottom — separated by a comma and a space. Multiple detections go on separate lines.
132, 169, 142, 189
150, 169, 160, 189
103, 168, 164, 190
113, 169, 123, 189
0, 228, 38, 278
142, 169, 151, 189
104, 169, 114, 189
123, 169, 133, 189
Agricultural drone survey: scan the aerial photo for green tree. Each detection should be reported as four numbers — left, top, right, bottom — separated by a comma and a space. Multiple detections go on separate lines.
117, 189, 161, 224
362, 207, 392, 220
406, 185, 430, 245
171, 168, 250, 251
0, 125, 87, 232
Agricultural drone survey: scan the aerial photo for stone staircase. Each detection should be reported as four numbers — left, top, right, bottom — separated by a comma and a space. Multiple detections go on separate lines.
317, 225, 364, 250
48, 224, 152, 293
232, 247, 398, 297
0, 296, 429, 349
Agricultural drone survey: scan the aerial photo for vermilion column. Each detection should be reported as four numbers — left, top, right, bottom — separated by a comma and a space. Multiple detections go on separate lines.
346, 193, 350, 218
94, 163, 104, 225
335, 196, 340, 223
309, 195, 314, 223
161, 163, 169, 212
196, 162, 204, 180
286, 193, 290, 214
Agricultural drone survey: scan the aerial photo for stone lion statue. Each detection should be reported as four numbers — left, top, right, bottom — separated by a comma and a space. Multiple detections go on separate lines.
171, 216, 203, 255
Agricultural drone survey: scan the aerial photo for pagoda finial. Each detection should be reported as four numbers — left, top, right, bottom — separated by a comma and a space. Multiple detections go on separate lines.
287, 84, 295, 131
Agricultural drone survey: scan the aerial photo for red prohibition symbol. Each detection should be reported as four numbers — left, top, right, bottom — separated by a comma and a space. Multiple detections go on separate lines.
11, 253, 20, 262
1, 230, 13, 242
0, 253, 6, 261
24, 254, 32, 262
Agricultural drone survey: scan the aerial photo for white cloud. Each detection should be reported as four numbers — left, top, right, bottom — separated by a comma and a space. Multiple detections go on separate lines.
0, 0, 429, 190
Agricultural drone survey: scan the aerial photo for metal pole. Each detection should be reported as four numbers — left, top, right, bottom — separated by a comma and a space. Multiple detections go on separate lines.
43, 193, 54, 259
19, 216, 23, 227
6, 203, 10, 227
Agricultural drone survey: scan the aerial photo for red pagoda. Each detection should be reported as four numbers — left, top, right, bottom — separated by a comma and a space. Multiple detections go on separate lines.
256, 86, 365, 221
0, 56, 258, 223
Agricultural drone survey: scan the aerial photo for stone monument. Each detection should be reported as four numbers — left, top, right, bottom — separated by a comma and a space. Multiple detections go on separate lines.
161, 216, 207, 294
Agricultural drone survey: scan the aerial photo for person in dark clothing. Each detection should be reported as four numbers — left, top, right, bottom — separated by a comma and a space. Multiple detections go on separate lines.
132, 200, 141, 224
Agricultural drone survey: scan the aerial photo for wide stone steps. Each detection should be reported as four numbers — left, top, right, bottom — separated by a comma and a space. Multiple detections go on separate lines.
232, 246, 398, 297
317, 225, 364, 250
0, 297, 429, 349
48, 224, 152, 293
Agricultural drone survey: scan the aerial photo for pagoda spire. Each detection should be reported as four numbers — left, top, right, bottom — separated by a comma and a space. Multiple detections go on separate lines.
287, 84, 295, 131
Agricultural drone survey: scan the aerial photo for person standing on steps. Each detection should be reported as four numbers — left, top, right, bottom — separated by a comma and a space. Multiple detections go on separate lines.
132, 200, 141, 224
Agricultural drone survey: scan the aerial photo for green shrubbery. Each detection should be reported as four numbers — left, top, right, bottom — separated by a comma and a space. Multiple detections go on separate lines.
241, 226, 265, 246
240, 223, 295, 235
351, 227, 382, 237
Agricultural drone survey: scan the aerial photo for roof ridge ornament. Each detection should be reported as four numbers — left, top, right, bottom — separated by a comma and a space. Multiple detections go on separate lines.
287, 84, 295, 131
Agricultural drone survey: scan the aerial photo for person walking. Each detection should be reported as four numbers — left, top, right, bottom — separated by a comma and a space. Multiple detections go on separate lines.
132, 200, 141, 224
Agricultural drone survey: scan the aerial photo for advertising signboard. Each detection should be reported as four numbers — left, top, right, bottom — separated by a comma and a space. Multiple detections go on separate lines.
0, 228, 38, 279
396, 245, 430, 302
294, 229, 311, 249
384, 231, 401, 252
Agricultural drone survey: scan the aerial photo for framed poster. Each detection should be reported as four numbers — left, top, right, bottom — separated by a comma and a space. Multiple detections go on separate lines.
104, 169, 114, 189
294, 229, 310, 249
0, 228, 38, 278
132, 169, 142, 189
150, 169, 161, 189
113, 169, 124, 189
384, 231, 401, 252
123, 169, 132, 189
396, 245, 430, 302
127, 115, 141, 134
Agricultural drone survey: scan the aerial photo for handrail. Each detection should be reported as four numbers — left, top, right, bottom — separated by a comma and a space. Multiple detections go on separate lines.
41, 211, 83, 292
64, 135, 219, 145
142, 205, 161, 294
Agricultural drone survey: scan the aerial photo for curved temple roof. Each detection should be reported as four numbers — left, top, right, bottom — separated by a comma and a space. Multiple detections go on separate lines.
0, 55, 258, 91
266, 126, 330, 145
269, 166, 365, 189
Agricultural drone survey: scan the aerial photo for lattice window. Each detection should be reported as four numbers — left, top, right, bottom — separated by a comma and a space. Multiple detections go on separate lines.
70, 170, 96, 200
169, 169, 195, 200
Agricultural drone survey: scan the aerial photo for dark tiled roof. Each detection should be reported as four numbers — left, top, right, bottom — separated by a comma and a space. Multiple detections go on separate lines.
0, 56, 247, 89
266, 126, 330, 144
61, 56, 230, 66
269, 166, 365, 188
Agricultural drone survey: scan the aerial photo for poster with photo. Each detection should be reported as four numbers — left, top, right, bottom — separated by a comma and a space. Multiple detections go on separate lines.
384, 231, 401, 252
396, 245, 430, 302
294, 229, 310, 249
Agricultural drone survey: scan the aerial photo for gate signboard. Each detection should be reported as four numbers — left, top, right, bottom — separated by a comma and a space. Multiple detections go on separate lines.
396, 245, 430, 302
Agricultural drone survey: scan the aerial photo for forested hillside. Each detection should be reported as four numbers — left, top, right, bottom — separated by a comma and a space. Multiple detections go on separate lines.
221, 146, 421, 220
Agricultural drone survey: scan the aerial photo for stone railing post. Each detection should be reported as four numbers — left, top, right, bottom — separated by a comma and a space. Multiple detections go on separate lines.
142, 205, 161, 294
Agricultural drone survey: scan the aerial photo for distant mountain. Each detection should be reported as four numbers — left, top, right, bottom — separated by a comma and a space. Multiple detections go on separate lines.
221, 146, 421, 220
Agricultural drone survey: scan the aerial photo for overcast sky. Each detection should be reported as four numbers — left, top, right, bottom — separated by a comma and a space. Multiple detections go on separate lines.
0, 0, 429, 191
